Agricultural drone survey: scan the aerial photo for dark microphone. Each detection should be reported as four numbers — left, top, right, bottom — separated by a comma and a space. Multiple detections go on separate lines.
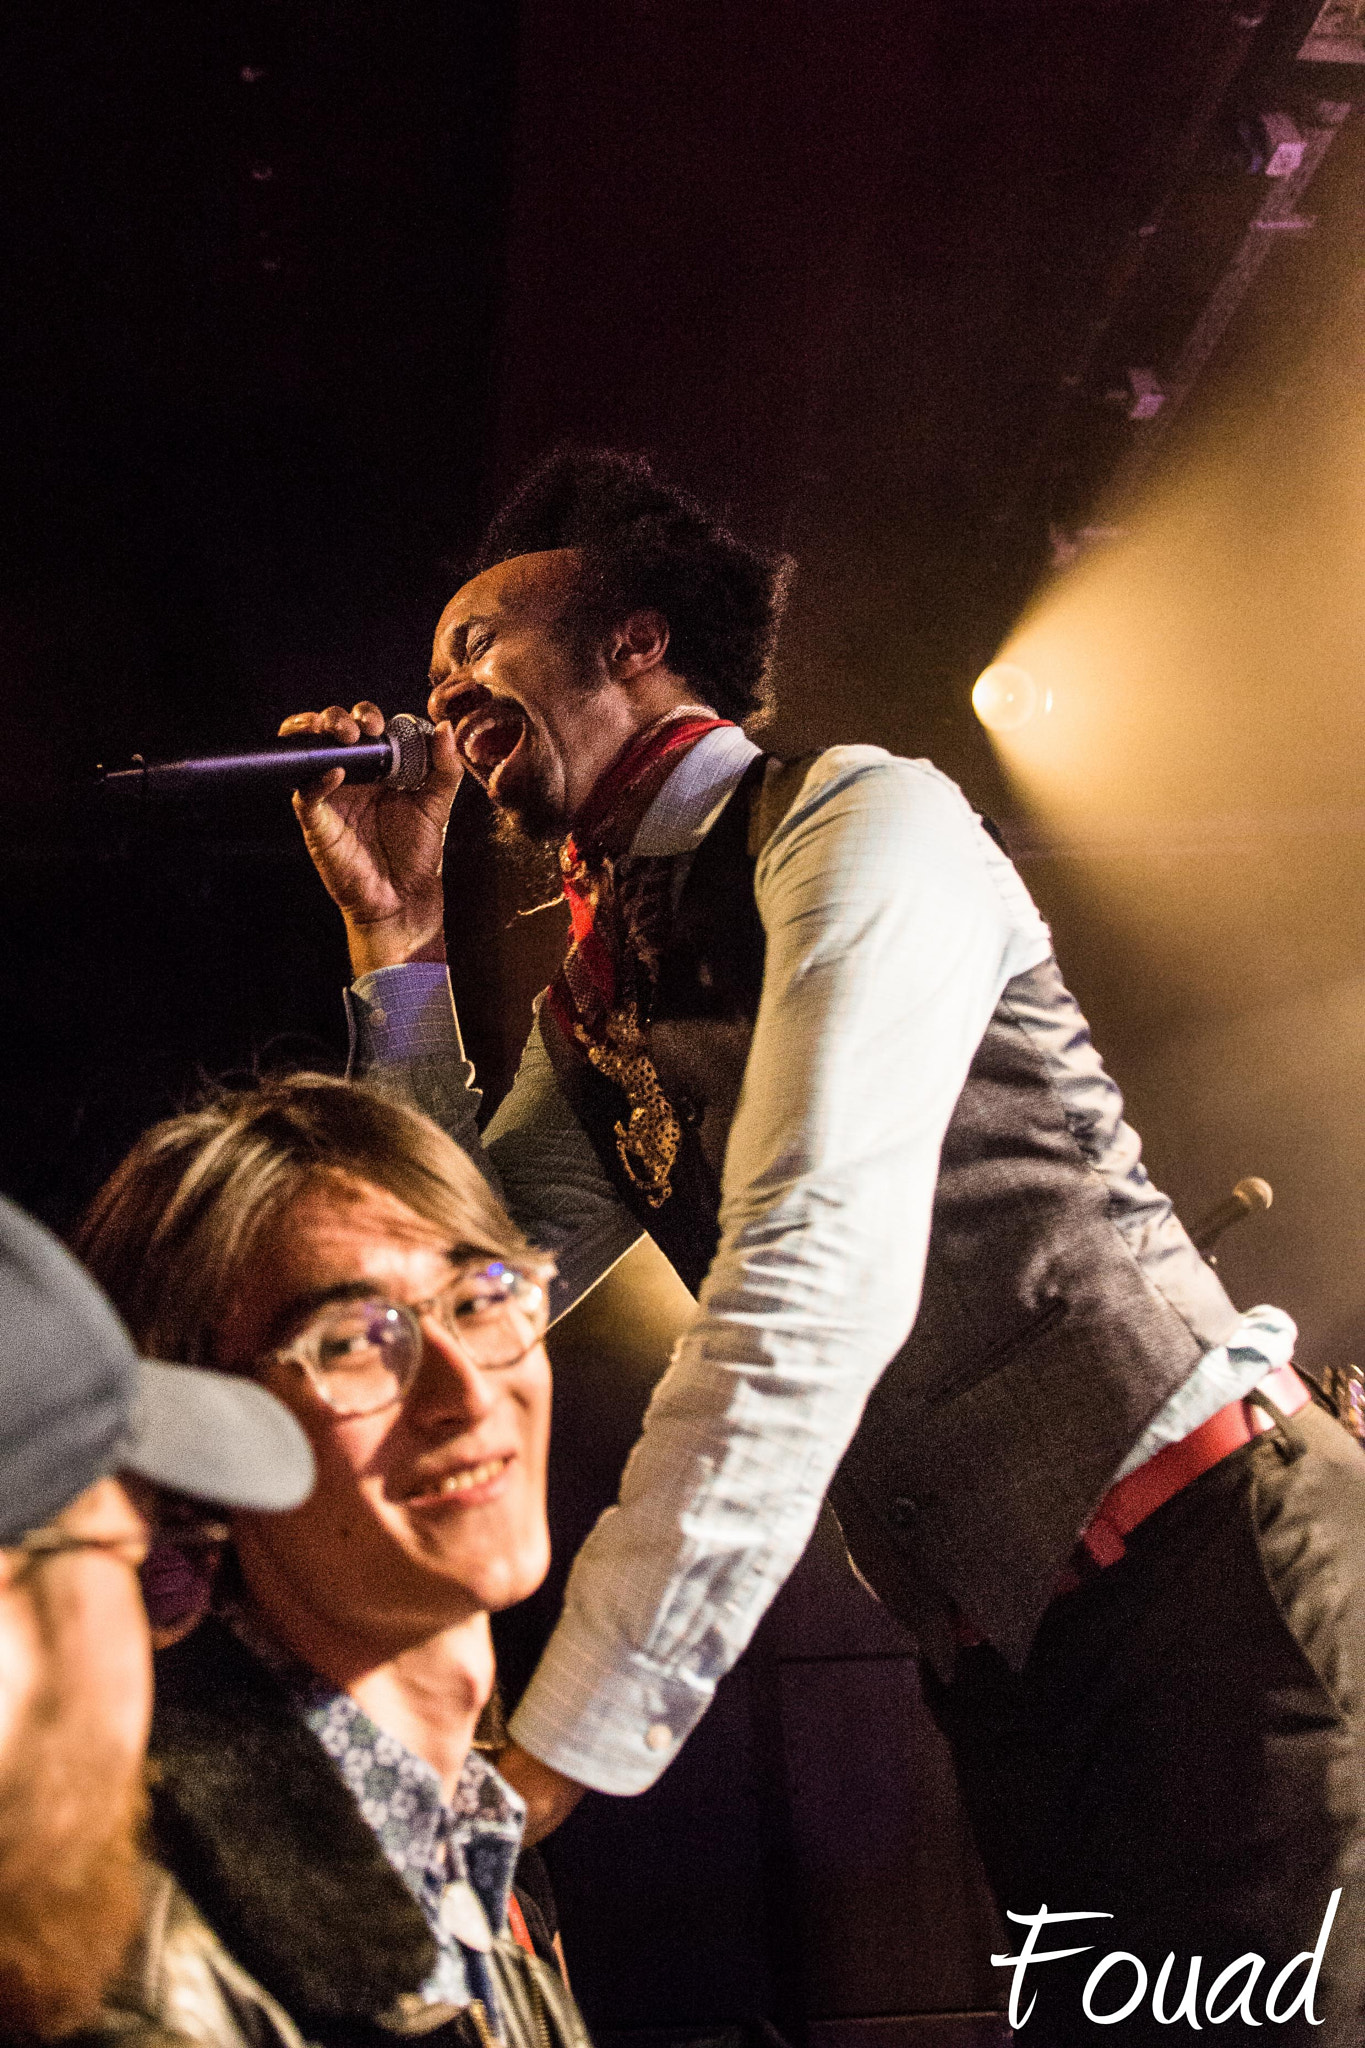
1190, 1175, 1273, 1255
97, 714, 434, 798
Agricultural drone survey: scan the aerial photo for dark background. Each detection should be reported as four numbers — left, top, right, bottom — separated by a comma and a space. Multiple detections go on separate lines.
6, 5, 1365, 2043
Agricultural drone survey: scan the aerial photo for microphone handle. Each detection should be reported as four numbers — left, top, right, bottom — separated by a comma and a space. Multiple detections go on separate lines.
1190, 1184, 1266, 1255
98, 716, 432, 798
1190, 1193, 1250, 1254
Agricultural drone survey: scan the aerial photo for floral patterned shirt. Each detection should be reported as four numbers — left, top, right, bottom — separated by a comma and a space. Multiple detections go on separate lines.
230, 1611, 525, 2024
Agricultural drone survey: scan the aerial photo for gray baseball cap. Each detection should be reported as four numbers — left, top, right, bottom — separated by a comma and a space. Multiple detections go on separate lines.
0, 1193, 314, 1544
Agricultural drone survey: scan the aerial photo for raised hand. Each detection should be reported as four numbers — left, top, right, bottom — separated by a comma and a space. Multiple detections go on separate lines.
282, 701, 464, 976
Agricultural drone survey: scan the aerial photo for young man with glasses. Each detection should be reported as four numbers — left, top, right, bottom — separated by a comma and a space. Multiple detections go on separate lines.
71, 1071, 589, 2048
0, 1193, 315, 2043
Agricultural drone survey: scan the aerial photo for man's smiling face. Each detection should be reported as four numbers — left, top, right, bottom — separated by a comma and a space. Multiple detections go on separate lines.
428, 549, 609, 841
220, 1174, 552, 1656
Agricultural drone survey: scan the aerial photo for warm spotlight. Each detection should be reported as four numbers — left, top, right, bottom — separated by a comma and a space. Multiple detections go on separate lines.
972, 662, 1041, 732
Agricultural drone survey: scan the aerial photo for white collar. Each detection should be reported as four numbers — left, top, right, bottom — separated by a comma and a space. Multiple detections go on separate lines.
629, 724, 762, 857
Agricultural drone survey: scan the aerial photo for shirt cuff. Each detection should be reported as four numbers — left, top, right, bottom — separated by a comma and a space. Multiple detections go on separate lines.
344, 963, 484, 1142
508, 1618, 716, 1797
1108, 1302, 1300, 1483
346, 961, 464, 1063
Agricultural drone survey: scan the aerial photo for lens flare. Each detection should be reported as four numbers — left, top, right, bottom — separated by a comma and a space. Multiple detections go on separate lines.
972, 663, 1040, 731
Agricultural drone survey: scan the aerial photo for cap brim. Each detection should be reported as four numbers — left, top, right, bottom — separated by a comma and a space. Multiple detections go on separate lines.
120, 1360, 315, 1513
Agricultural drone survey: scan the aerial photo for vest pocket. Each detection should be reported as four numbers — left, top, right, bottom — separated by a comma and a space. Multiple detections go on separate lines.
937, 1293, 1069, 1402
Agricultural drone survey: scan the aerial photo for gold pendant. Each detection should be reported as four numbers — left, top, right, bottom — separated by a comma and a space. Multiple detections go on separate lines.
575, 1005, 681, 1208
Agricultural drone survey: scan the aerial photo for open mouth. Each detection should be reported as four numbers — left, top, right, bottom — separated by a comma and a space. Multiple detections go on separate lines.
400, 1455, 513, 1510
449, 687, 529, 796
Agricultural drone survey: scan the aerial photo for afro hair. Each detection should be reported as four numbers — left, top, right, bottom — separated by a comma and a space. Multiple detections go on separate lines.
472, 448, 792, 724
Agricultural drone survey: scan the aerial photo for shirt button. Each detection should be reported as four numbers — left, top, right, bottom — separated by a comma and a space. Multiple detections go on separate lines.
645, 1722, 673, 1752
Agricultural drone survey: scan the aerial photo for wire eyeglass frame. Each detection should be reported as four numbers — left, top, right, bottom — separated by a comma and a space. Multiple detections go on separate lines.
261, 1257, 553, 1419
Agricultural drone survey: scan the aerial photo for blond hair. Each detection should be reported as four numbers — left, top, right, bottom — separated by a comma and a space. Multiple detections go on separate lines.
75, 1072, 528, 1367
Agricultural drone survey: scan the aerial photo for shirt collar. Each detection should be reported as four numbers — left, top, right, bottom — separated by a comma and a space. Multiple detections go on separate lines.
629, 723, 762, 857
224, 1606, 524, 1980
298, 1682, 523, 2015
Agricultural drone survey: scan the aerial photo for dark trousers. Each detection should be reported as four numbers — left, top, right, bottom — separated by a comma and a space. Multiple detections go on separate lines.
924, 1400, 1365, 2045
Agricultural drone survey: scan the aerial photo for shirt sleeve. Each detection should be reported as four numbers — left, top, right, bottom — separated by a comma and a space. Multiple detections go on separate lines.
346, 962, 495, 1181
484, 1012, 645, 1319
346, 963, 641, 1320
509, 750, 1027, 1792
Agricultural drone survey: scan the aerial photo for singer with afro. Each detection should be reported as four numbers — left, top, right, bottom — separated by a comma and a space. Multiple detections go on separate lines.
284, 449, 1365, 2046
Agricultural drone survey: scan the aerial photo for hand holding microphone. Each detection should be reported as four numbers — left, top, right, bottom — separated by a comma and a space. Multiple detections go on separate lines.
98, 709, 439, 797
99, 700, 465, 976
279, 701, 464, 978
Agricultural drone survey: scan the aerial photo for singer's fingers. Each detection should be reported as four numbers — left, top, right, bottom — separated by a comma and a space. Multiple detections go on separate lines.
316, 704, 364, 742
425, 719, 464, 794
279, 706, 360, 740
292, 766, 346, 811
350, 702, 385, 735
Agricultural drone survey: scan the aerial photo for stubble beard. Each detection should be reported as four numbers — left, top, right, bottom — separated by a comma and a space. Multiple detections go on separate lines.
490, 799, 569, 905
486, 685, 583, 903
0, 1689, 146, 2041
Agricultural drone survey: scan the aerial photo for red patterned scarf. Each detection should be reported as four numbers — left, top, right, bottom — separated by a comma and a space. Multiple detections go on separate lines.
544, 709, 734, 1205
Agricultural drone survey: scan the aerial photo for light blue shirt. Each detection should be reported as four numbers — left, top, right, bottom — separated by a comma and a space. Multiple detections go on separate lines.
348, 731, 1295, 1795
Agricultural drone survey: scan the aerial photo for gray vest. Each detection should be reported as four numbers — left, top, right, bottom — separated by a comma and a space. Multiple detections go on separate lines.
543, 755, 1240, 1671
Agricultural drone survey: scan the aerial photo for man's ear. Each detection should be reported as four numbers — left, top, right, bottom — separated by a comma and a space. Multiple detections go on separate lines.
606, 609, 670, 681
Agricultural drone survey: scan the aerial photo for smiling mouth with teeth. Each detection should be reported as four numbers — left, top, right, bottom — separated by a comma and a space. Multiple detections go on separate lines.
402, 1455, 512, 1508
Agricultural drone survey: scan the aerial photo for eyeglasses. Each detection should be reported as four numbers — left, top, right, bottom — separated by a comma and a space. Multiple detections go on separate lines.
263, 1259, 551, 1419
8, 1514, 229, 1576
11, 1528, 153, 1569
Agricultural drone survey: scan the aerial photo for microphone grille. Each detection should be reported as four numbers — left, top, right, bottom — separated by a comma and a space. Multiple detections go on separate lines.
1234, 1175, 1273, 1213
387, 714, 434, 791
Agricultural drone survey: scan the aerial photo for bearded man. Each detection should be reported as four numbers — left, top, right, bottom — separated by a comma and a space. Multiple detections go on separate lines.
285, 449, 1365, 2045
0, 1195, 314, 2042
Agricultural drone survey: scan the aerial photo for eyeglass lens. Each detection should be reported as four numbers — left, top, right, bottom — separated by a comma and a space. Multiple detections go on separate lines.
300, 1263, 542, 1414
